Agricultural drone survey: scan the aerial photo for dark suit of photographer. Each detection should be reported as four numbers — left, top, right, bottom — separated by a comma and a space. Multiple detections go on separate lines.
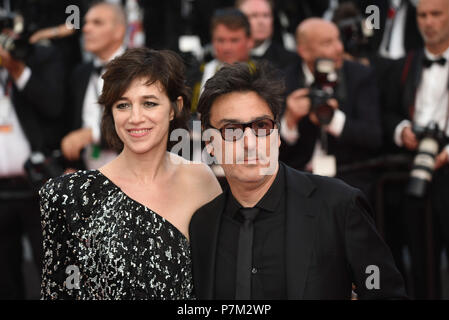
279, 18, 382, 201
383, 0, 449, 300
0, 42, 65, 299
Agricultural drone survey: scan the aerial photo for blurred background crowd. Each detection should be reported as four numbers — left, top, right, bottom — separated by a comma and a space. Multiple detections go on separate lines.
0, 0, 448, 299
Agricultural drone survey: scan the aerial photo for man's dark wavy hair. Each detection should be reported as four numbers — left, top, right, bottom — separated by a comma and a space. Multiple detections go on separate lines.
197, 62, 285, 127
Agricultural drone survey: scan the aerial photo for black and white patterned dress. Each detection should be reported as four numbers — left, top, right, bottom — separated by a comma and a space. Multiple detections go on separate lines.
39, 170, 194, 300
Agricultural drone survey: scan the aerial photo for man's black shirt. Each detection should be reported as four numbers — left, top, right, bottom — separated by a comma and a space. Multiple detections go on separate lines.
214, 165, 287, 299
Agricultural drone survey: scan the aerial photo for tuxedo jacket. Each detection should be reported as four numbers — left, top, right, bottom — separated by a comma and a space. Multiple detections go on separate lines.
11, 44, 66, 153
356, 0, 423, 54
252, 42, 298, 71
189, 163, 407, 299
383, 48, 449, 153
66, 62, 96, 134
384, 48, 430, 137
279, 59, 382, 171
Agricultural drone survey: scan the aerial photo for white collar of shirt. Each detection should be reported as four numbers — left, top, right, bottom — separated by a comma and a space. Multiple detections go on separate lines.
390, 0, 403, 9
93, 45, 126, 69
302, 62, 314, 87
424, 46, 449, 61
415, 45, 449, 135
201, 59, 222, 94
251, 39, 272, 57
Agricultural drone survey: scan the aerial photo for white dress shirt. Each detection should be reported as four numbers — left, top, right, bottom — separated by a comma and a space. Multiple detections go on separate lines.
379, 0, 408, 59
0, 68, 32, 177
200, 59, 222, 96
394, 47, 449, 157
251, 39, 271, 57
82, 46, 125, 169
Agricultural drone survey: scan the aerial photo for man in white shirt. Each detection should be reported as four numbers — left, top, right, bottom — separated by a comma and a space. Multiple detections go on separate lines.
188, 8, 255, 168
0, 26, 66, 298
61, 2, 126, 170
385, 0, 449, 299
190, 8, 254, 113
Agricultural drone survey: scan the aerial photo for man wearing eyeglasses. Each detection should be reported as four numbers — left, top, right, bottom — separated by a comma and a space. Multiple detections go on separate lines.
189, 62, 407, 300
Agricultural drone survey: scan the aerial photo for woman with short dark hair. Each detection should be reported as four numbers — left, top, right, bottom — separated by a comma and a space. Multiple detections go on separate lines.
39, 48, 222, 299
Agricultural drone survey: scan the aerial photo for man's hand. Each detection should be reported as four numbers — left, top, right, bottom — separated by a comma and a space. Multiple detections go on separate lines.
0, 45, 25, 81
309, 98, 339, 126
61, 128, 93, 161
284, 88, 310, 129
30, 25, 75, 44
29, 28, 55, 44
401, 126, 419, 150
435, 149, 449, 170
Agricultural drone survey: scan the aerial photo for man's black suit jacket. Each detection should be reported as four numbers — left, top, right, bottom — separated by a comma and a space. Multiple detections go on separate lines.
355, 0, 423, 54
66, 62, 96, 134
189, 163, 407, 299
11, 44, 65, 153
279, 59, 382, 171
383, 48, 449, 149
252, 42, 298, 71
384, 48, 426, 144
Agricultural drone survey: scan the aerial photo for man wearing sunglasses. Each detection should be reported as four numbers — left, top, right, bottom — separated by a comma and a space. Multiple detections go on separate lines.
189, 62, 407, 300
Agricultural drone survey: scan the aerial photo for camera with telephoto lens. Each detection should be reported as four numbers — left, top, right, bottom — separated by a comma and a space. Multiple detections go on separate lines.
0, 9, 32, 61
337, 15, 374, 59
406, 121, 446, 198
24, 151, 65, 190
308, 58, 338, 125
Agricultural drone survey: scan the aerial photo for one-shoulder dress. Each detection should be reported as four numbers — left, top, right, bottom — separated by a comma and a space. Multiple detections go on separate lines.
39, 170, 194, 299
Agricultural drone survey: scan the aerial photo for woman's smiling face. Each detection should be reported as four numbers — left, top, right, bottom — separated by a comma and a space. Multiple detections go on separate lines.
112, 77, 181, 155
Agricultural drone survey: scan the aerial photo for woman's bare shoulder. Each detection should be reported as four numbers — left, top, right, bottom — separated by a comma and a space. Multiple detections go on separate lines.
168, 153, 222, 200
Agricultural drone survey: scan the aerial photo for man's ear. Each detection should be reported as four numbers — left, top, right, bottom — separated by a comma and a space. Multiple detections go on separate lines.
247, 36, 255, 51
176, 96, 184, 111
205, 140, 214, 157
297, 43, 310, 61
170, 96, 184, 121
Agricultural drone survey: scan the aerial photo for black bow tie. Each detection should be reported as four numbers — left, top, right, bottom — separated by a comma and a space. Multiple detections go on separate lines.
422, 56, 447, 68
93, 65, 104, 76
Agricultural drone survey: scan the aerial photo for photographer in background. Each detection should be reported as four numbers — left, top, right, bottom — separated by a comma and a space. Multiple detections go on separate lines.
0, 13, 65, 299
279, 18, 382, 203
11, 0, 89, 74
384, 0, 449, 299
61, 2, 126, 171
236, 0, 297, 70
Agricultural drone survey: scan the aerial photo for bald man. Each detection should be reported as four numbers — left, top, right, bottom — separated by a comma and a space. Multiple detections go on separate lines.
279, 18, 382, 202
61, 2, 127, 171
384, 0, 449, 299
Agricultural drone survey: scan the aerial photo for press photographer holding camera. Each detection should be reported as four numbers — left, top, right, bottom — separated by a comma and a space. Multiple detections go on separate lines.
279, 17, 382, 201
0, 8, 65, 299
384, 0, 449, 300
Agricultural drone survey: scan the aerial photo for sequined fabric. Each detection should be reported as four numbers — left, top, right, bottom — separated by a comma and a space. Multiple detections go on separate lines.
39, 170, 194, 300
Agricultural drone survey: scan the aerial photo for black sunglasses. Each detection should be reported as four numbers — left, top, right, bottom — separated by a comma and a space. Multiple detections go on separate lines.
208, 118, 278, 142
